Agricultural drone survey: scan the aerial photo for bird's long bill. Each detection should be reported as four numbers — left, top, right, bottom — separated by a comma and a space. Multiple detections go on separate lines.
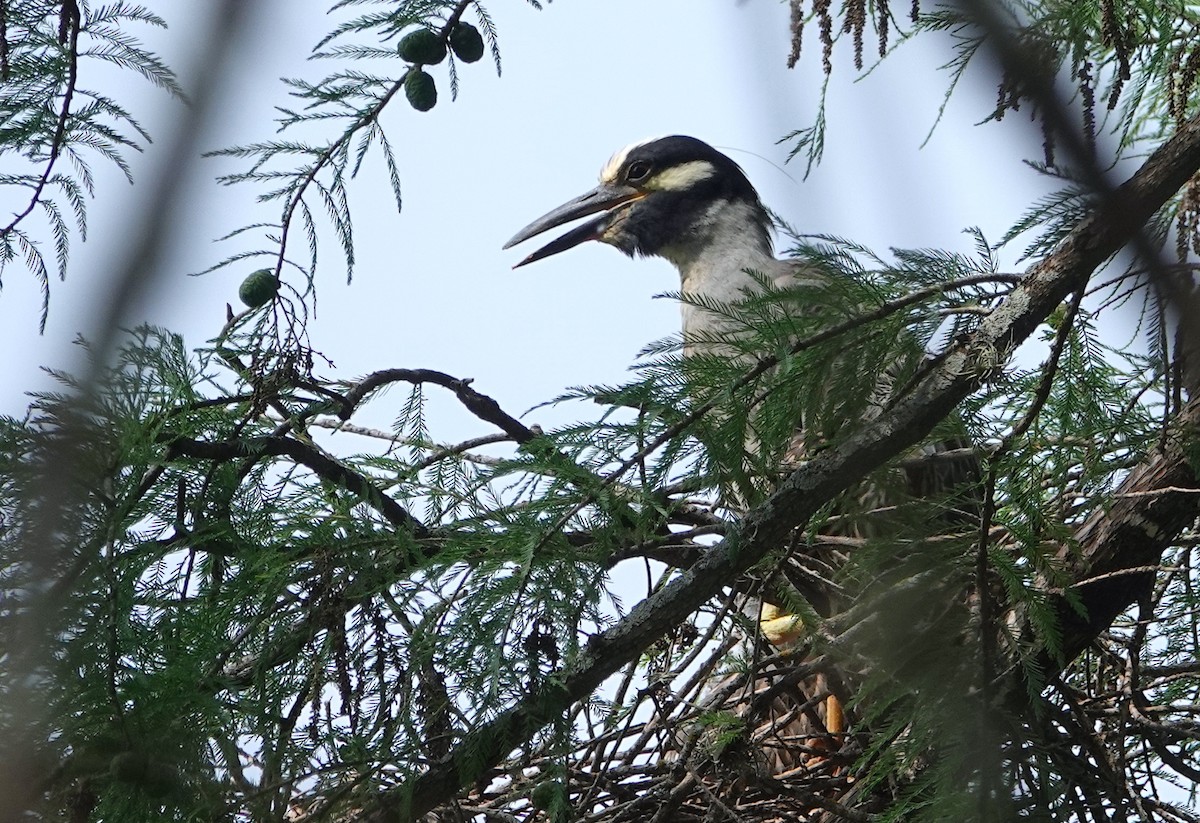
503, 183, 642, 268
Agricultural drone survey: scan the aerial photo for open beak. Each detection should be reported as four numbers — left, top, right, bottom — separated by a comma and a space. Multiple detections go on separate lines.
504, 183, 643, 268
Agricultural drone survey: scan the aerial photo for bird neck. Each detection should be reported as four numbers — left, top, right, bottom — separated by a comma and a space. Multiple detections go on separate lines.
653, 199, 779, 357
657, 198, 775, 301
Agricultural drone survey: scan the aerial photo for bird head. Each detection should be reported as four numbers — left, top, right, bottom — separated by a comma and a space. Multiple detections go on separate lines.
504, 135, 770, 267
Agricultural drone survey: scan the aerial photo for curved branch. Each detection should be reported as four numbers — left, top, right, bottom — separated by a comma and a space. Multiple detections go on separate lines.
339, 367, 538, 444
163, 433, 429, 538
333, 368, 662, 545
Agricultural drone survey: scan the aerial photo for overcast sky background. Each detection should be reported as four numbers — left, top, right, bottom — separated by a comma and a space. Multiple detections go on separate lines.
0, 0, 1059, 440
2, 4, 1185, 807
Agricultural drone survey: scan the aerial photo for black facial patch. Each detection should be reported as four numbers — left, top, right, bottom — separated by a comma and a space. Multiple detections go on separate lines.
608, 136, 767, 258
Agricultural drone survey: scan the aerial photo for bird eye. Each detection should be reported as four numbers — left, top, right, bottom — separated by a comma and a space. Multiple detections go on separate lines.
626, 161, 652, 182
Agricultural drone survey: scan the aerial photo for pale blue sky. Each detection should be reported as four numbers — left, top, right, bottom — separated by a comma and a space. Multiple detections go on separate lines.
0, 0, 1054, 438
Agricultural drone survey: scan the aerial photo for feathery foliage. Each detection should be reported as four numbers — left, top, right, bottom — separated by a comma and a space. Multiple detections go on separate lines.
201, 0, 499, 307
4, 1, 1200, 822
0, 1, 181, 330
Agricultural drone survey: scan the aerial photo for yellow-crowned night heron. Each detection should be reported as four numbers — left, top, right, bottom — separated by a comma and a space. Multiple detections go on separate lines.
505, 135, 826, 356
505, 135, 977, 779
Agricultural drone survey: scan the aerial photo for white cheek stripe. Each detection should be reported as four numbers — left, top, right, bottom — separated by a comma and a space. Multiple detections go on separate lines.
646, 160, 716, 191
